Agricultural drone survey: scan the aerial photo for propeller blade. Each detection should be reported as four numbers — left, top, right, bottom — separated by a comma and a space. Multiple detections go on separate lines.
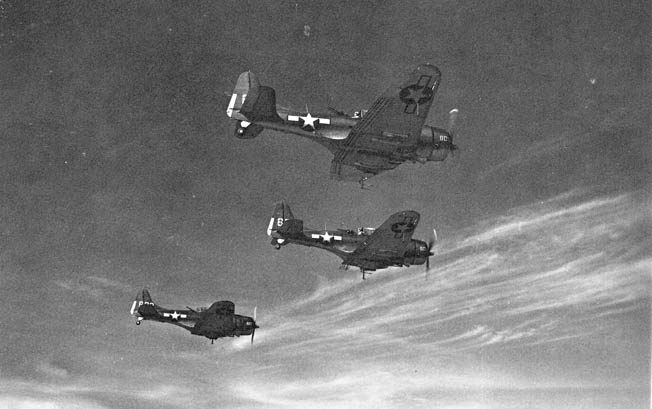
447, 109, 459, 157
251, 305, 258, 344
425, 228, 438, 277
448, 109, 458, 133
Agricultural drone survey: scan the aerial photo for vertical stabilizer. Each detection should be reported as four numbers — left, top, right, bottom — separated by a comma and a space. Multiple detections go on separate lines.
226, 71, 281, 123
267, 201, 295, 236
130, 288, 155, 316
226, 71, 260, 121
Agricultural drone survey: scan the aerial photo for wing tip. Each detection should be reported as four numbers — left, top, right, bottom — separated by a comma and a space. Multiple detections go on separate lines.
417, 63, 441, 77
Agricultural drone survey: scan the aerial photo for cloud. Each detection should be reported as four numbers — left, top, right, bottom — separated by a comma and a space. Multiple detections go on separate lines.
86, 276, 133, 292
9, 190, 648, 409
480, 132, 576, 179
0, 380, 108, 409
0, 377, 207, 409
251, 190, 649, 380
53, 279, 106, 299
53, 275, 133, 299
232, 366, 523, 409
35, 362, 70, 379
131, 190, 646, 409
0, 396, 106, 409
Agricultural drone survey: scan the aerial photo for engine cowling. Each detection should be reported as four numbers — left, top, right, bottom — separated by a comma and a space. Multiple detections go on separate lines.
403, 240, 430, 266
415, 125, 454, 162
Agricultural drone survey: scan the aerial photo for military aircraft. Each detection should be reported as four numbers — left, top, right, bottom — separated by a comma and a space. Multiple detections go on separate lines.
226, 64, 458, 186
267, 201, 436, 279
130, 289, 258, 344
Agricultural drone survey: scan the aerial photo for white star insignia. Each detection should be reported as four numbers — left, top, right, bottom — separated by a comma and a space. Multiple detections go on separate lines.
300, 113, 318, 130
170, 311, 180, 320
320, 231, 333, 242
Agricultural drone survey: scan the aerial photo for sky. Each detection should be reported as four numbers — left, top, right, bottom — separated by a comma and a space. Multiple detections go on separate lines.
1, 0, 650, 408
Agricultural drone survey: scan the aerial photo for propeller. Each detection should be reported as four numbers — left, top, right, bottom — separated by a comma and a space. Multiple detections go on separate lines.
447, 109, 459, 155
251, 306, 258, 344
448, 109, 458, 131
425, 228, 438, 278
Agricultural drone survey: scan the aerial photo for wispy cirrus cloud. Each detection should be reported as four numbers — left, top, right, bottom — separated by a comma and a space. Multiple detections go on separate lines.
0, 380, 109, 409
215, 191, 649, 408
7, 190, 647, 409
53, 275, 133, 299
0, 377, 213, 409
245, 190, 649, 390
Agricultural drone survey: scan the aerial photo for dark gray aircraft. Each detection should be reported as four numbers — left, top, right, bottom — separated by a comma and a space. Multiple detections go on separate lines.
226, 64, 458, 186
130, 289, 258, 344
268, 201, 436, 279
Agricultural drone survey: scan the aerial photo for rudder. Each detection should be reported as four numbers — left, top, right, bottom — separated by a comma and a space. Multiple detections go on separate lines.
240, 85, 282, 122
267, 201, 295, 236
226, 71, 282, 124
130, 288, 155, 316
226, 71, 259, 121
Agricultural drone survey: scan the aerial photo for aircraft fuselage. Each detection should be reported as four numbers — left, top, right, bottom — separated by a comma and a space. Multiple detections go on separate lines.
133, 302, 257, 341
269, 226, 430, 271
236, 111, 453, 164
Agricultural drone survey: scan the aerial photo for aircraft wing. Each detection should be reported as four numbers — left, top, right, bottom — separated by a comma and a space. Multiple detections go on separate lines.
331, 64, 441, 178
345, 211, 420, 265
206, 301, 235, 315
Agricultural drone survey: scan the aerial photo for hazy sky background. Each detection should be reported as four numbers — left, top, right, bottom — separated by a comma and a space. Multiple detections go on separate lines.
1, 1, 650, 408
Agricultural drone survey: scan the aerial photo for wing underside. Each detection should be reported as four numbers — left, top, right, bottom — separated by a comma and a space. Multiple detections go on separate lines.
344, 211, 420, 268
331, 65, 441, 180
206, 301, 236, 315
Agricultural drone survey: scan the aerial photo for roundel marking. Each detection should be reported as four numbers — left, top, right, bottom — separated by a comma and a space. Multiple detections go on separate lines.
391, 221, 416, 234
399, 85, 433, 105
